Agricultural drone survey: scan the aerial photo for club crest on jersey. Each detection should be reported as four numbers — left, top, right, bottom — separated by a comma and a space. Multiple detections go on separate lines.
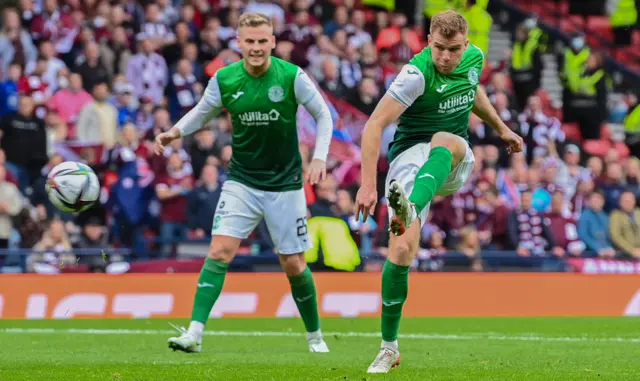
268, 86, 284, 102
468, 68, 479, 86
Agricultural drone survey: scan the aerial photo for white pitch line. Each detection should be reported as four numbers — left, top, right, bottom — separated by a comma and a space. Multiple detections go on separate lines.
0, 328, 640, 344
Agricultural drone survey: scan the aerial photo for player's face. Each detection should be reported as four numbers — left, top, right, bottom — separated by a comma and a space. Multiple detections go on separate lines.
428, 31, 468, 74
237, 24, 276, 69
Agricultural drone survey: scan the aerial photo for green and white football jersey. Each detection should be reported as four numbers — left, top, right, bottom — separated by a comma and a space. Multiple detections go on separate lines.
177, 57, 327, 192
386, 44, 485, 163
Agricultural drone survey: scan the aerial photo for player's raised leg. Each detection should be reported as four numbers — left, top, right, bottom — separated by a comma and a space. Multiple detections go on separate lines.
168, 235, 240, 352
389, 131, 468, 236
278, 253, 328, 352
368, 222, 421, 373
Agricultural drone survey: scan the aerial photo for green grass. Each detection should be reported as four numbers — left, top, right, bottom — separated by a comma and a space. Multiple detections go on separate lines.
0, 317, 639, 380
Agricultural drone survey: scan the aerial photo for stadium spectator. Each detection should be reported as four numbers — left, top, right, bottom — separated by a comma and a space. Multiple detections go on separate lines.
113, 81, 137, 127
155, 151, 194, 257
76, 82, 118, 148
47, 73, 92, 139
570, 172, 594, 219
519, 95, 564, 164
599, 162, 628, 213
0, 8, 37, 78
508, 189, 556, 256
609, 191, 640, 258
189, 128, 221, 180
187, 164, 221, 239
545, 191, 586, 257
35, 40, 67, 92
0, 165, 23, 250
0, 63, 21, 117
348, 77, 381, 115
126, 36, 169, 105
624, 158, 640, 199
0, 95, 48, 190
509, 20, 544, 111
73, 41, 111, 94
163, 21, 193, 69
166, 58, 201, 122
102, 26, 133, 77
578, 191, 616, 258
457, 226, 484, 271
17, 56, 50, 120
28, 218, 75, 272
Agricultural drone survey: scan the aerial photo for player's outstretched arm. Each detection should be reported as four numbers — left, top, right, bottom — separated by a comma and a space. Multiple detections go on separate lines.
154, 75, 223, 155
355, 94, 407, 221
471, 86, 524, 154
294, 68, 334, 185
355, 64, 423, 221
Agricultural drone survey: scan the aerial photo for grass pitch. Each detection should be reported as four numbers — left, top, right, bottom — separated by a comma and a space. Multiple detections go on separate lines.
0, 317, 639, 380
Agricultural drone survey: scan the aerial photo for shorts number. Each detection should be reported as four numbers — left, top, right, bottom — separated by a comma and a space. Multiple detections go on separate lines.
296, 217, 308, 237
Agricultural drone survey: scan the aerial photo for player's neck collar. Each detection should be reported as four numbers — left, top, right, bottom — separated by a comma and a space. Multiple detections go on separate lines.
242, 57, 272, 78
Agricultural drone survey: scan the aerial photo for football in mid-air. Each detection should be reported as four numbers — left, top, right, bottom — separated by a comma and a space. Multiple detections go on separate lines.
45, 161, 100, 213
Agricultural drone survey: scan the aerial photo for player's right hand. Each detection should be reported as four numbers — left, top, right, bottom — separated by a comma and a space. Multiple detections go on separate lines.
154, 129, 181, 155
499, 128, 524, 154
355, 184, 377, 223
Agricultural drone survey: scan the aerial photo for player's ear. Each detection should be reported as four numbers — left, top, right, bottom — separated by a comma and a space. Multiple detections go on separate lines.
427, 34, 432, 46
464, 39, 469, 48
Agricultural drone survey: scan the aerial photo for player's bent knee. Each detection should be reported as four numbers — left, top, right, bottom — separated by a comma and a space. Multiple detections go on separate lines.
388, 236, 417, 266
431, 131, 466, 166
278, 253, 307, 277
207, 236, 241, 263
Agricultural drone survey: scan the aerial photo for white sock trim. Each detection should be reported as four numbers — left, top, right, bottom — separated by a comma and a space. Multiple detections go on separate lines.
381, 339, 398, 351
188, 321, 205, 337
307, 329, 322, 341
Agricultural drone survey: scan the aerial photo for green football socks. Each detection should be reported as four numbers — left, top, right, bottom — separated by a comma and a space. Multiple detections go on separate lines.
408, 146, 453, 214
191, 257, 228, 324
288, 266, 321, 333
381, 260, 410, 343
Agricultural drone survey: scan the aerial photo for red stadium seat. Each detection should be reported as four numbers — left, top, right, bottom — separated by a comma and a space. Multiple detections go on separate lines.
560, 15, 585, 34
587, 16, 613, 42
562, 123, 582, 142
583, 139, 611, 156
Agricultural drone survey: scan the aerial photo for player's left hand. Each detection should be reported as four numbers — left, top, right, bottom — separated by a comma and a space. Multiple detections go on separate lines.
499, 128, 524, 154
305, 159, 326, 185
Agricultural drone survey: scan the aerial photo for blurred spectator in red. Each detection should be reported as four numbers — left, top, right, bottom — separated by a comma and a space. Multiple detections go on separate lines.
518, 95, 564, 165
35, 40, 67, 92
155, 151, 194, 257
187, 164, 221, 239
545, 191, 586, 257
126, 36, 168, 105
578, 190, 616, 258
508, 189, 557, 256
570, 171, 594, 220
48, 72, 92, 139
476, 185, 510, 249
0, 8, 37, 79
375, 13, 421, 53
76, 82, 117, 148
18, 56, 50, 119
609, 191, 640, 258
0, 95, 48, 189
29, 0, 78, 56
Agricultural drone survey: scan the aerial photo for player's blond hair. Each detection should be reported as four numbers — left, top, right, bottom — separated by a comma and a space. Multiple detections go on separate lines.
429, 10, 468, 38
238, 12, 272, 28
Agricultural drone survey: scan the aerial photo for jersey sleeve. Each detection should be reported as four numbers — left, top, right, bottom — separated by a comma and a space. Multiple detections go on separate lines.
386, 64, 426, 108
294, 68, 334, 162
175, 75, 223, 137
293, 68, 318, 106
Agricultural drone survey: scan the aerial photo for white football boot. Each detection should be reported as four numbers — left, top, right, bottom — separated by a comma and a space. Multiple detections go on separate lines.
387, 180, 418, 236
367, 347, 401, 373
167, 323, 202, 353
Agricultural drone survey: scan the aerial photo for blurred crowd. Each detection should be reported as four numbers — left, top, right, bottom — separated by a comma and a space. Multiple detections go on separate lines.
0, 0, 638, 272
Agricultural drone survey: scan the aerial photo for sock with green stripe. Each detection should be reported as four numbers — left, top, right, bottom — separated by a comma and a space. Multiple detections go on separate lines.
189, 257, 228, 335
408, 146, 453, 214
288, 266, 321, 335
381, 259, 410, 348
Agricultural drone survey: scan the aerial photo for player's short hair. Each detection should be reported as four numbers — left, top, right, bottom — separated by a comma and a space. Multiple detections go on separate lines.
429, 10, 468, 38
238, 12, 272, 29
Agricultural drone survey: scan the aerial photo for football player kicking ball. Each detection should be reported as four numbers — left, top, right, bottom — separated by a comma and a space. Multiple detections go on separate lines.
155, 13, 333, 354
355, 10, 524, 373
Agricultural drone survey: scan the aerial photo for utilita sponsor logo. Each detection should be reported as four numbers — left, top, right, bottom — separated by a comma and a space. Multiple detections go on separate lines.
438, 90, 476, 114
238, 110, 280, 126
